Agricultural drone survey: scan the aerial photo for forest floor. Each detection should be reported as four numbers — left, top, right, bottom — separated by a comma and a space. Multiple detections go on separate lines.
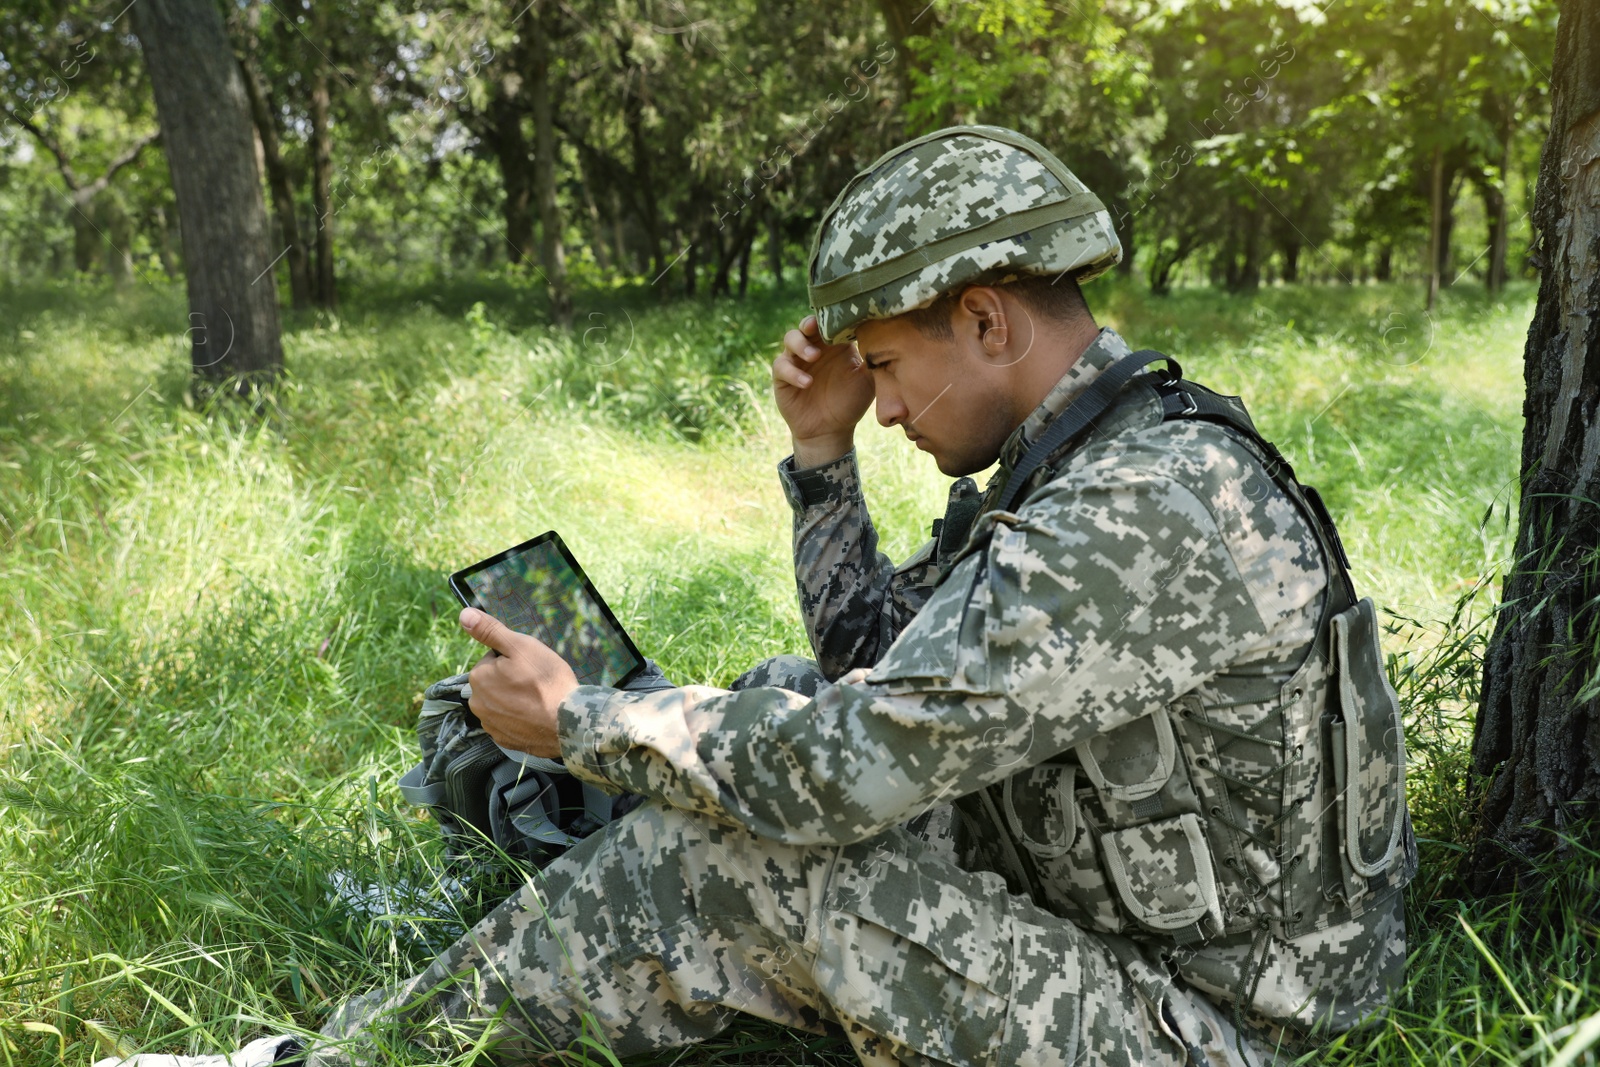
3, 274, 1595, 1065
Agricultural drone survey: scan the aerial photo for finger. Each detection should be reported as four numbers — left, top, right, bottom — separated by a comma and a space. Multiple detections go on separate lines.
771, 352, 813, 389
799, 314, 821, 341
460, 606, 521, 656
784, 327, 820, 362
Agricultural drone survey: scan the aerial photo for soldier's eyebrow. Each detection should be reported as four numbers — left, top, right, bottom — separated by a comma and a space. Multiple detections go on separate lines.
860, 348, 895, 369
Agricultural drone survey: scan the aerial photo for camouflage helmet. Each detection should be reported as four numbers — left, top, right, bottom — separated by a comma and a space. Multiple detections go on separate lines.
807, 125, 1122, 344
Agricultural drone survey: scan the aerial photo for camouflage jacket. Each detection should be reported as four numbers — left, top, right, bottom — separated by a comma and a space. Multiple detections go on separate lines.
559, 327, 1414, 1036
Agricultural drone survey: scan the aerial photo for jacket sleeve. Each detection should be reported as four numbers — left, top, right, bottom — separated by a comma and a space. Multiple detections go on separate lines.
776, 450, 940, 681
558, 452, 1284, 846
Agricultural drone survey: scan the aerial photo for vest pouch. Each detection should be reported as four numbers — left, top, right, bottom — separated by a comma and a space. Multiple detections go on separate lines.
1328, 597, 1406, 883
442, 736, 505, 842
1074, 706, 1177, 806
1100, 812, 1224, 939
1000, 763, 1078, 859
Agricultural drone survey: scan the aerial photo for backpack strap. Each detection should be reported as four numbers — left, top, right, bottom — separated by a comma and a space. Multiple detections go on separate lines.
997, 348, 1179, 514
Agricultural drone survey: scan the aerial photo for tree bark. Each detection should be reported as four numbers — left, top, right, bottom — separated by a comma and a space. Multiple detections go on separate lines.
486, 91, 535, 266
876, 0, 937, 126
239, 54, 311, 310
102, 193, 134, 286
133, 0, 283, 384
309, 26, 337, 311
1465, 0, 1600, 894
1486, 129, 1514, 294
1438, 165, 1461, 286
528, 4, 571, 327
1427, 145, 1445, 309
767, 205, 783, 285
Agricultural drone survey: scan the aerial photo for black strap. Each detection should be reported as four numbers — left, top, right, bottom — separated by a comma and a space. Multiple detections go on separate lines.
997, 348, 1178, 514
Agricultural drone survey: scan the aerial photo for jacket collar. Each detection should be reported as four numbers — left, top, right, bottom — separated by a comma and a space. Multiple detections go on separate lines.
990, 325, 1135, 486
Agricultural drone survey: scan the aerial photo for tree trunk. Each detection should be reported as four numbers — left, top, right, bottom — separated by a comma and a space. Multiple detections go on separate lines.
1486, 130, 1514, 294
152, 204, 178, 277
1375, 244, 1393, 282
1465, 0, 1600, 894
611, 188, 631, 273
70, 190, 99, 274
1484, 176, 1509, 294
309, 40, 337, 310
1438, 167, 1460, 286
133, 0, 283, 384
737, 232, 752, 298
103, 193, 134, 286
1427, 145, 1444, 309
528, 5, 571, 328
767, 206, 783, 285
683, 228, 698, 297
488, 92, 535, 267
1281, 241, 1301, 284
877, 0, 937, 126
239, 54, 311, 310
581, 180, 609, 271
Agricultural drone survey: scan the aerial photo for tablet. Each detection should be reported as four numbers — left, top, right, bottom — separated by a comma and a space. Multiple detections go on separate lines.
449, 531, 646, 689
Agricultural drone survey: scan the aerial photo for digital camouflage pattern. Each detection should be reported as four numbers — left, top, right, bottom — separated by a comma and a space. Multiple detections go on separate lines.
312, 766, 1276, 1067
305, 327, 1411, 1067
807, 125, 1122, 344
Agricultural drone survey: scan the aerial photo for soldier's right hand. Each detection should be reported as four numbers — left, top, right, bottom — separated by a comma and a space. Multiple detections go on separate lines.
773, 314, 875, 468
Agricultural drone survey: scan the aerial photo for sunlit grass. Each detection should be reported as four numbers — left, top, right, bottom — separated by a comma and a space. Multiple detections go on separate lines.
2, 274, 1580, 1067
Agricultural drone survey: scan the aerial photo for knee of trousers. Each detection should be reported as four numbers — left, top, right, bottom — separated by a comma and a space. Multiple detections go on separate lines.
729, 654, 826, 697
555, 799, 840, 953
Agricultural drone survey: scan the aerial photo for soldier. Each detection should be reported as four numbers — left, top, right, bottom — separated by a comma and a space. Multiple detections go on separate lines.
103, 125, 1414, 1067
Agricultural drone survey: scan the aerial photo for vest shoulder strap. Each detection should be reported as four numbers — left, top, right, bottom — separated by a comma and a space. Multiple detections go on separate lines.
1154, 378, 1358, 612
997, 348, 1177, 514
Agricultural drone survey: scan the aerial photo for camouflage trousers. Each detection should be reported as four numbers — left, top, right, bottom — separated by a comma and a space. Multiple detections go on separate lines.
310, 656, 1283, 1067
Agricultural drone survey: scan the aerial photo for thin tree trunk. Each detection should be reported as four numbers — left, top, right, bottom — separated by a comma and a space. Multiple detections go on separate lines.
1465, 0, 1600, 894
1438, 167, 1460, 286
529, 5, 570, 327
488, 93, 534, 266
240, 55, 310, 310
737, 227, 752, 298
309, 37, 337, 310
1486, 130, 1514, 294
767, 206, 783, 285
103, 193, 134, 286
1427, 145, 1444, 309
153, 205, 178, 277
582, 180, 609, 271
610, 188, 630, 272
70, 190, 99, 274
877, 0, 936, 125
132, 0, 283, 383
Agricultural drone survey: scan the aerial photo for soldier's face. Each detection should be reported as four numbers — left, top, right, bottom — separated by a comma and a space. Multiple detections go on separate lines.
855, 315, 1023, 477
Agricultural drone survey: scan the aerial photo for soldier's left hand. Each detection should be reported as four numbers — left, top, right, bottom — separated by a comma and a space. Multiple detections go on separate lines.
460, 607, 577, 758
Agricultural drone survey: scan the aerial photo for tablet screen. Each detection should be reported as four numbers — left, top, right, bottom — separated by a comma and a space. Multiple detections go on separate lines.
450, 532, 645, 688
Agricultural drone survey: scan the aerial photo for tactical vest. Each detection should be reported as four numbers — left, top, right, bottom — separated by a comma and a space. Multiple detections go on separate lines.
934, 351, 1417, 996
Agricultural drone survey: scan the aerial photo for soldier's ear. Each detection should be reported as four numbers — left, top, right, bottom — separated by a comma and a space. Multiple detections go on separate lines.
955, 285, 1007, 352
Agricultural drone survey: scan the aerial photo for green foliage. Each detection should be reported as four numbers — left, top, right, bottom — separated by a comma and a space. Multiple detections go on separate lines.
0, 275, 1574, 1065
0, 0, 1557, 304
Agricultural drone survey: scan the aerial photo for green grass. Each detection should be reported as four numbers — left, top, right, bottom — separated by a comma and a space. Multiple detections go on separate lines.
4, 273, 1593, 1066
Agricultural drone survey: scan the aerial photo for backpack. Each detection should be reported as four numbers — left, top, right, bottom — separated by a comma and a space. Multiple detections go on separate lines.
397, 661, 675, 870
